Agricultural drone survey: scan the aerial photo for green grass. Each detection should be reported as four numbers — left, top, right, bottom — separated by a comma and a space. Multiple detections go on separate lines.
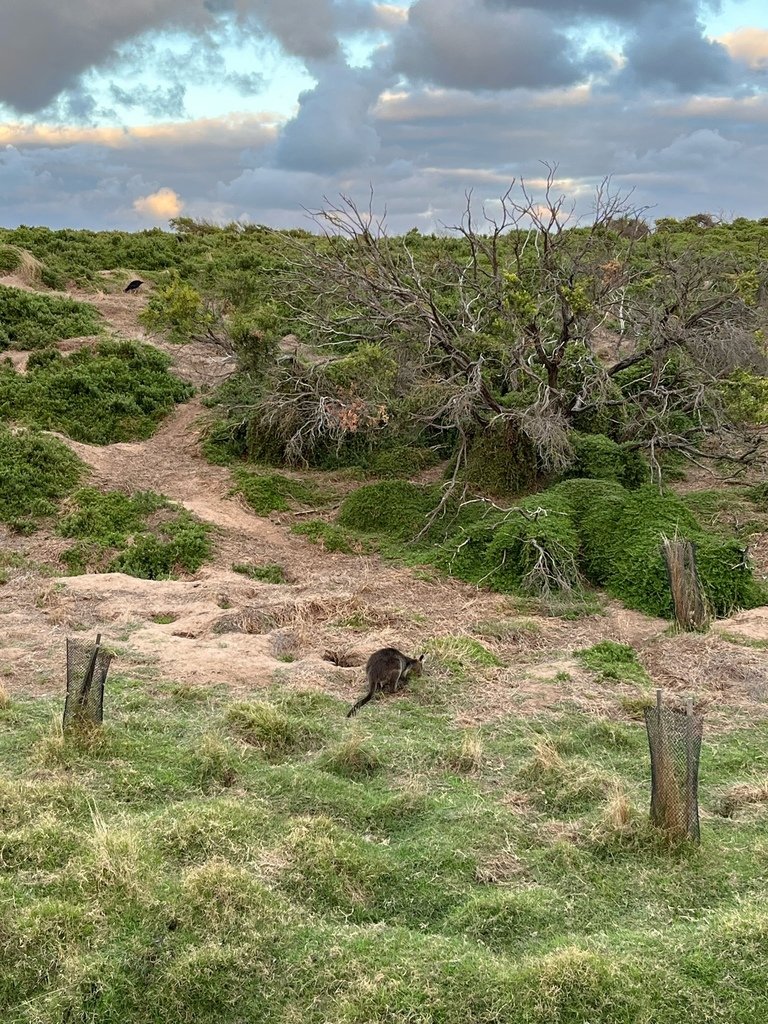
0, 284, 102, 350
0, 340, 193, 443
2, 681, 768, 1022
233, 469, 333, 516
58, 487, 212, 578
232, 562, 286, 583
577, 641, 650, 685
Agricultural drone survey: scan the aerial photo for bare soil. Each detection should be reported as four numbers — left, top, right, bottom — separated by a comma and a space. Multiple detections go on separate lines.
2, 281, 766, 729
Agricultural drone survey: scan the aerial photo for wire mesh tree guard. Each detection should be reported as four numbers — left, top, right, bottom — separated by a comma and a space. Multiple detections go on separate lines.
63, 633, 113, 729
644, 689, 703, 843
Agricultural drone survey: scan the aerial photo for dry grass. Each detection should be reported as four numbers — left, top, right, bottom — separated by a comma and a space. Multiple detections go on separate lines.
448, 729, 484, 773
716, 780, 768, 818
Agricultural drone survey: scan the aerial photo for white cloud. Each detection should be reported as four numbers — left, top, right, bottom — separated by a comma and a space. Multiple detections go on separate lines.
133, 186, 184, 220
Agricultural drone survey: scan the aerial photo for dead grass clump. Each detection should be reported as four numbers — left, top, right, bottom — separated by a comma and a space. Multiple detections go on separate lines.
474, 840, 526, 885
214, 596, 402, 637
32, 716, 108, 767
322, 648, 365, 668
447, 729, 484, 773
518, 738, 611, 814
0, 682, 9, 709
79, 804, 144, 897
716, 780, 768, 818
270, 628, 302, 659
472, 618, 544, 650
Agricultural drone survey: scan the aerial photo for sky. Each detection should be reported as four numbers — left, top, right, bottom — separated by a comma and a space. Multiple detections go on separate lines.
1, 0, 767, 232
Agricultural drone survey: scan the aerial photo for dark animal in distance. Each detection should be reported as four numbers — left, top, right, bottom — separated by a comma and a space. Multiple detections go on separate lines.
346, 647, 424, 718
124, 279, 143, 293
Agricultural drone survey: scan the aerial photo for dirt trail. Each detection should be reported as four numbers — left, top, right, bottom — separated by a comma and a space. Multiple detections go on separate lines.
2, 280, 767, 726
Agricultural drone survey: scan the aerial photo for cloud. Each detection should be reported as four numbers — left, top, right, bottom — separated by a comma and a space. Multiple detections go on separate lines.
133, 186, 184, 220
276, 63, 387, 172
0, 0, 342, 115
619, 6, 734, 92
392, 0, 607, 91
720, 28, 768, 71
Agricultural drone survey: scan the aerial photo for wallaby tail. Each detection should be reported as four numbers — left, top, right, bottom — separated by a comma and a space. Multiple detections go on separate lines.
346, 679, 375, 718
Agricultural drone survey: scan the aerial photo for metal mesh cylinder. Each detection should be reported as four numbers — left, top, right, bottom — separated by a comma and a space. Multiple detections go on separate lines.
644, 695, 703, 843
64, 636, 112, 727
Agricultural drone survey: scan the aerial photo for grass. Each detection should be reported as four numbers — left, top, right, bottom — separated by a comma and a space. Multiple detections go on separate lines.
233, 469, 333, 516
2, 681, 768, 1021
716, 631, 768, 651
232, 562, 286, 584
577, 641, 650, 685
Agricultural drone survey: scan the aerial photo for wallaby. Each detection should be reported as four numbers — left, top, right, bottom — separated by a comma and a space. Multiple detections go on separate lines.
346, 647, 424, 718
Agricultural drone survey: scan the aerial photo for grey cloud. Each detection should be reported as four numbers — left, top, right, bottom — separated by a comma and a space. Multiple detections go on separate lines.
110, 83, 188, 120
0, 0, 340, 115
621, 11, 734, 92
276, 63, 387, 172
0, 2, 212, 113
393, 0, 604, 91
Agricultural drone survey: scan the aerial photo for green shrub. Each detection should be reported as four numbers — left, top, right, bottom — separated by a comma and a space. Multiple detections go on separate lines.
365, 444, 437, 479
0, 427, 83, 531
569, 432, 648, 488
461, 420, 541, 497
338, 480, 440, 540
139, 276, 214, 342
336, 475, 761, 619
0, 284, 101, 349
0, 340, 193, 443
108, 515, 211, 579
324, 343, 398, 394
0, 246, 22, 274
59, 487, 211, 578
59, 488, 166, 545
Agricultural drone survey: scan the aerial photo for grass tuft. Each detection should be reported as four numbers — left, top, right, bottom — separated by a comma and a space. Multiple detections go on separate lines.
318, 735, 383, 779
225, 701, 324, 756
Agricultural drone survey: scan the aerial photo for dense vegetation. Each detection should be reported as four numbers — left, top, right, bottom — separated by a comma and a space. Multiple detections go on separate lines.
0, 341, 193, 444
59, 487, 211, 579
2, 679, 768, 1023
0, 285, 102, 350
330, 478, 766, 617
0, 426, 84, 533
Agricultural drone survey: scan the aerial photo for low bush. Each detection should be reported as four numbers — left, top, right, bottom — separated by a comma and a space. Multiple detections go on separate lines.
232, 562, 286, 583
337, 477, 763, 618
59, 487, 211, 578
233, 469, 330, 516
0, 426, 84, 532
0, 284, 102, 349
568, 432, 649, 488
0, 340, 193, 443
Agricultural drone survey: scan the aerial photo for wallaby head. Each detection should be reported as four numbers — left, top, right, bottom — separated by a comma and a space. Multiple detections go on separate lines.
346, 647, 425, 718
